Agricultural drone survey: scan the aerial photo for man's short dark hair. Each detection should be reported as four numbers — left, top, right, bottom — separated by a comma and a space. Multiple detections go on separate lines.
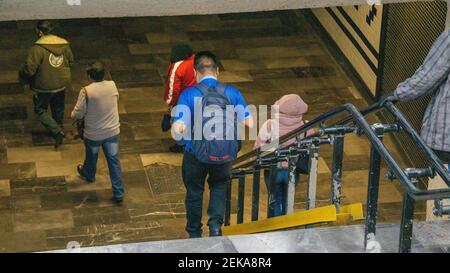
36, 20, 54, 35
194, 51, 219, 74
86, 61, 105, 82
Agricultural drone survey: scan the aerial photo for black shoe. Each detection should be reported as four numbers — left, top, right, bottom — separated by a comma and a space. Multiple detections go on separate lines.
54, 131, 64, 149
189, 233, 202, 239
77, 164, 94, 183
209, 228, 222, 237
169, 144, 184, 153
112, 196, 123, 204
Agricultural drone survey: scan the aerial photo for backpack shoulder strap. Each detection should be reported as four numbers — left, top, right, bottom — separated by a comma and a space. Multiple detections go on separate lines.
214, 82, 227, 96
195, 82, 211, 97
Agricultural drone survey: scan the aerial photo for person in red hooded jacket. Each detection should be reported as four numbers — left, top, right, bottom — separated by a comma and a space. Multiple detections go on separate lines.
163, 43, 196, 153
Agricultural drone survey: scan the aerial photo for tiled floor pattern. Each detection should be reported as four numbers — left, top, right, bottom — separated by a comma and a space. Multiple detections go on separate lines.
0, 11, 419, 252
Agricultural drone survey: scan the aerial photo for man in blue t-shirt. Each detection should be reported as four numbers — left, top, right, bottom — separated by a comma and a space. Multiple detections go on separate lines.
172, 51, 253, 238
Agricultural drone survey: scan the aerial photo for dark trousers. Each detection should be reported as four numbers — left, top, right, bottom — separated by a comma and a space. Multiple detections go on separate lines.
33, 90, 65, 136
182, 152, 232, 237
264, 169, 300, 217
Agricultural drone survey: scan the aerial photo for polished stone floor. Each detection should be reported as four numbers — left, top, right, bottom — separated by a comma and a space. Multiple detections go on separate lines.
0, 11, 418, 252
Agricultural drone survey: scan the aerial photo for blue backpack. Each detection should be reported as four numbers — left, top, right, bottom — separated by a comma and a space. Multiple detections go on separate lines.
192, 82, 240, 164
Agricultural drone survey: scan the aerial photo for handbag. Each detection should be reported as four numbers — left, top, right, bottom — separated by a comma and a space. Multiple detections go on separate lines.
161, 113, 172, 132
73, 88, 88, 140
296, 131, 310, 175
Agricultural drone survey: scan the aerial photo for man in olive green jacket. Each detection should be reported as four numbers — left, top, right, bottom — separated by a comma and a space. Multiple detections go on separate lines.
19, 20, 74, 148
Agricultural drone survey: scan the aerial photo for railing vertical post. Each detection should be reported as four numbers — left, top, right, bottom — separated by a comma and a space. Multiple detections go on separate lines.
399, 192, 415, 253
252, 169, 260, 221
224, 177, 232, 226
237, 175, 245, 224
307, 144, 319, 210
286, 153, 299, 215
267, 165, 277, 218
364, 125, 384, 250
331, 134, 344, 212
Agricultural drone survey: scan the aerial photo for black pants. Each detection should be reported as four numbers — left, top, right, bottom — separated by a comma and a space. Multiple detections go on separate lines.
33, 90, 65, 136
182, 152, 232, 237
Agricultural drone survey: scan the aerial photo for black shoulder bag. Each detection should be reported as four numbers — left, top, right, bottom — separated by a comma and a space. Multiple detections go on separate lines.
73, 88, 88, 140
296, 131, 310, 175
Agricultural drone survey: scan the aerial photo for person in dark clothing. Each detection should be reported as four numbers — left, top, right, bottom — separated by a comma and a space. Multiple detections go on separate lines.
19, 20, 74, 148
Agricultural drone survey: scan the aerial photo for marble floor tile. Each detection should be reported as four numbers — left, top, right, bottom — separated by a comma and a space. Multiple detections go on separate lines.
7, 146, 62, 163
0, 71, 19, 84
261, 57, 310, 69
220, 59, 261, 72
65, 175, 112, 193
0, 83, 25, 95
145, 165, 184, 195
10, 176, 67, 195
40, 191, 100, 210
140, 153, 183, 167
249, 68, 297, 80
237, 45, 321, 60
0, 230, 47, 252
0, 180, 10, 197
10, 194, 41, 211
13, 209, 74, 232
128, 43, 153, 55
146, 32, 190, 45
120, 153, 144, 172
72, 206, 130, 227
219, 71, 254, 83
0, 162, 36, 180
45, 220, 166, 250
0, 107, 27, 121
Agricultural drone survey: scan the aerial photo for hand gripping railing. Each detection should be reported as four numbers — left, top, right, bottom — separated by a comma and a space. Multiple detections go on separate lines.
228, 99, 450, 253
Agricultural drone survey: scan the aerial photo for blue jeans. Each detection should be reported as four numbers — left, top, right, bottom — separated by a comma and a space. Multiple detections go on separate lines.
264, 169, 300, 217
82, 134, 124, 199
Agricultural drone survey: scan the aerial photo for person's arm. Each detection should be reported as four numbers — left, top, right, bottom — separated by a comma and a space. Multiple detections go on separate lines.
253, 121, 270, 150
164, 64, 183, 108
71, 88, 87, 120
394, 29, 450, 102
19, 46, 42, 82
66, 46, 74, 67
171, 90, 191, 135
234, 90, 254, 128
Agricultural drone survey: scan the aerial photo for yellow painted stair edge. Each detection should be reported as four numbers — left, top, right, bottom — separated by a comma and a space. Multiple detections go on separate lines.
223, 205, 337, 236
340, 203, 364, 221
222, 203, 364, 236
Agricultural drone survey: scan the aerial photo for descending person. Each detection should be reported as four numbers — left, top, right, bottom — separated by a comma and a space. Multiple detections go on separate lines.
254, 94, 313, 217
71, 61, 125, 204
172, 51, 253, 238
380, 28, 450, 220
19, 20, 74, 148
163, 43, 196, 153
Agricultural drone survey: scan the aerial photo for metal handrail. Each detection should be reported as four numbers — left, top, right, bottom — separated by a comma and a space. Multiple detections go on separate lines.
232, 101, 450, 201
228, 97, 450, 253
